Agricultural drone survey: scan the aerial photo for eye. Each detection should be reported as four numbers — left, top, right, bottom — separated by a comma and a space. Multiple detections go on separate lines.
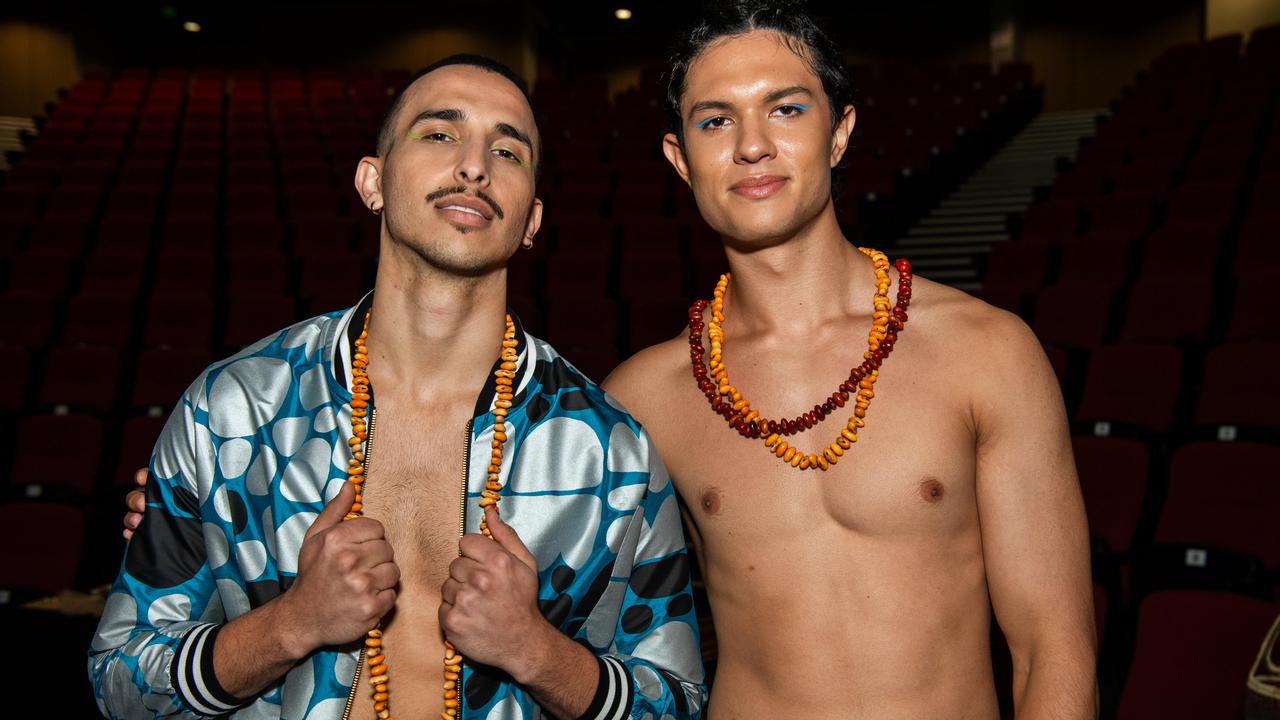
407, 129, 456, 143
772, 103, 811, 118
695, 115, 730, 130
492, 147, 528, 167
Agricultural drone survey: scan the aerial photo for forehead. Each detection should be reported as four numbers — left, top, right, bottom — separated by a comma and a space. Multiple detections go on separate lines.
683, 30, 822, 105
400, 65, 535, 127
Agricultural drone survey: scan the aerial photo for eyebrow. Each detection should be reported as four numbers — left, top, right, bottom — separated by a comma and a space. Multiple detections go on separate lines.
408, 109, 532, 150
763, 85, 813, 104
409, 108, 465, 125
495, 122, 533, 150
686, 85, 815, 120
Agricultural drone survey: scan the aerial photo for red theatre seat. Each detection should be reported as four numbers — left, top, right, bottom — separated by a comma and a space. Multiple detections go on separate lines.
983, 241, 1051, 293
223, 295, 298, 349
1195, 341, 1280, 432
1155, 442, 1280, 571
1056, 231, 1132, 287
0, 293, 57, 348
144, 293, 214, 349
1031, 283, 1114, 350
1118, 278, 1211, 344
61, 293, 137, 347
1076, 343, 1183, 434
39, 346, 122, 413
1116, 590, 1277, 720
1226, 270, 1280, 341
10, 414, 105, 495
0, 502, 85, 596
1072, 436, 1149, 554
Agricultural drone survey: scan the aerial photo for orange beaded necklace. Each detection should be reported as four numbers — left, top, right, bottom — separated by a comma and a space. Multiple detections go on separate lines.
342, 310, 519, 720
688, 248, 913, 471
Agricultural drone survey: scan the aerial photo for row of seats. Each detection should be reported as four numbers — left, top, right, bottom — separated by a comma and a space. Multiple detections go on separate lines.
1052, 340, 1280, 440
984, 29, 1280, 719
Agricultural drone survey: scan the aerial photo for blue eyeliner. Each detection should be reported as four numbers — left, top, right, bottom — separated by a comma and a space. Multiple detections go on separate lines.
695, 117, 718, 129
788, 103, 812, 111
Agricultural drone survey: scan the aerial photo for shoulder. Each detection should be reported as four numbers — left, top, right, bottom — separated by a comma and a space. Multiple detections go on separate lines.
521, 336, 670, 487
907, 276, 1061, 442
908, 274, 1045, 370
524, 334, 650, 430
193, 311, 345, 428
600, 334, 691, 424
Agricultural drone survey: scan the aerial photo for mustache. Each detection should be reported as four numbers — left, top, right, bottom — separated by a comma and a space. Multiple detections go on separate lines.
425, 185, 505, 220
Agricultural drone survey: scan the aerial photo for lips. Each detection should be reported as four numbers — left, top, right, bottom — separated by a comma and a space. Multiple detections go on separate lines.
435, 193, 494, 226
729, 174, 788, 199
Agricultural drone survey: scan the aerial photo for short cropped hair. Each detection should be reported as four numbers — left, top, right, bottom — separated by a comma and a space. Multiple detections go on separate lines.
375, 54, 541, 179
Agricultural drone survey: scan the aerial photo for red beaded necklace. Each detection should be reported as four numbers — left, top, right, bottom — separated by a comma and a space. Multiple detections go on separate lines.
687, 248, 913, 470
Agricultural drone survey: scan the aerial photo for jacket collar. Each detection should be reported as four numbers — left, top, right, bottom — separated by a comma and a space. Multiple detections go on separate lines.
331, 291, 533, 422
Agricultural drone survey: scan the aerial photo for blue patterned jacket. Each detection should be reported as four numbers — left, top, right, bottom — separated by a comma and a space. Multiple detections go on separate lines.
89, 297, 706, 719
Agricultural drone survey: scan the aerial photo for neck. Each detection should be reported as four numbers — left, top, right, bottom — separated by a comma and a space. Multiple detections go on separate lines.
364, 248, 509, 404
719, 205, 875, 334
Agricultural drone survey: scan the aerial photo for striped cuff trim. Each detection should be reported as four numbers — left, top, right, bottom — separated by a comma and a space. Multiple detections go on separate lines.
170, 623, 244, 716
576, 655, 633, 720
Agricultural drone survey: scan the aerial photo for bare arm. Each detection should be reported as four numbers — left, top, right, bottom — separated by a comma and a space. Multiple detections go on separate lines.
972, 312, 1098, 720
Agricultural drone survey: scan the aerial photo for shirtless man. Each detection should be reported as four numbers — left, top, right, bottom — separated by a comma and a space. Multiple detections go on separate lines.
93, 55, 704, 719
601, 3, 1097, 717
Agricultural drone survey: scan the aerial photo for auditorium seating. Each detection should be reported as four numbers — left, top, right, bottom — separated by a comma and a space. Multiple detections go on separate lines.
1, 23, 1275, 713
1116, 590, 1277, 720
0, 58, 1036, 568
978, 27, 1280, 715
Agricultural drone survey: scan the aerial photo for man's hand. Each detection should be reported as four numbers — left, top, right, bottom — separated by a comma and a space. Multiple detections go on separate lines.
441, 508, 602, 717
440, 508, 551, 678
122, 468, 148, 540
272, 481, 400, 659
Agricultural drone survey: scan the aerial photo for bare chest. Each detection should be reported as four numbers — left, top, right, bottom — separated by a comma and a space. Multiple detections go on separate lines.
359, 408, 473, 587
658, 344, 979, 551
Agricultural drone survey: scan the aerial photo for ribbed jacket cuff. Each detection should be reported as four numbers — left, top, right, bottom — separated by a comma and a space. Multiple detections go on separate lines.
575, 655, 633, 720
170, 623, 244, 716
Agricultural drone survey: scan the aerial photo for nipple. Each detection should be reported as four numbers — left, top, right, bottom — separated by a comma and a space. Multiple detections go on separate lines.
919, 478, 945, 504
701, 486, 723, 515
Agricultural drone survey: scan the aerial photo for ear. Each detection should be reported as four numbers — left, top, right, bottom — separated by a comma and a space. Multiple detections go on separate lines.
662, 132, 692, 188
521, 197, 543, 249
829, 104, 857, 168
354, 156, 385, 214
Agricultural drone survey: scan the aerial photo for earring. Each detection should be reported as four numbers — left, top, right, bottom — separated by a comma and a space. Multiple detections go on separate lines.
370, 202, 383, 216
521, 237, 533, 250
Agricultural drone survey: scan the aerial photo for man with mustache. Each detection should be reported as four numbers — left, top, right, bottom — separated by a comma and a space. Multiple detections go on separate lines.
599, 2, 1098, 718
92, 54, 705, 720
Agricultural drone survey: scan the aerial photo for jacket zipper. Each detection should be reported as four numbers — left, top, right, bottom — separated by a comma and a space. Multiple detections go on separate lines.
455, 418, 474, 716
460, 418, 473, 540
341, 406, 378, 720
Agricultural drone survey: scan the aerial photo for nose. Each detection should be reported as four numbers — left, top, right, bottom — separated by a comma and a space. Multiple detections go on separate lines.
454, 138, 490, 187
734, 113, 776, 165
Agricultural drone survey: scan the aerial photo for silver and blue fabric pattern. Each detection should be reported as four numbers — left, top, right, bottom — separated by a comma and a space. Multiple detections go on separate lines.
88, 295, 706, 719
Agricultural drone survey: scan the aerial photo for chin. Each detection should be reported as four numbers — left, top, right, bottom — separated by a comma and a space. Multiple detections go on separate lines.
428, 247, 514, 278
713, 213, 801, 248
718, 225, 793, 250
395, 236, 515, 278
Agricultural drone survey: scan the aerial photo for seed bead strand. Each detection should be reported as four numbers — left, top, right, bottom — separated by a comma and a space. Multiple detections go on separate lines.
343, 311, 518, 720
687, 249, 913, 471
441, 315, 517, 720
